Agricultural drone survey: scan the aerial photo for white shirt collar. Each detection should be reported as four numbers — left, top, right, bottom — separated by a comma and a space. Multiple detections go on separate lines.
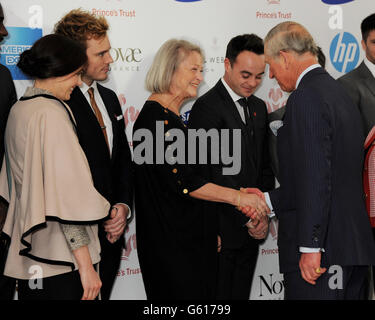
296, 64, 321, 89
364, 57, 375, 78
221, 77, 244, 103
79, 80, 98, 95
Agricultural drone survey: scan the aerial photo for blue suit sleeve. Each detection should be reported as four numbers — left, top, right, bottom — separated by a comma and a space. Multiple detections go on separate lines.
288, 89, 332, 249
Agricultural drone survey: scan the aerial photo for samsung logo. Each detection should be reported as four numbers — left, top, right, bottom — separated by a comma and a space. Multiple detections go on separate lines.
321, 0, 353, 4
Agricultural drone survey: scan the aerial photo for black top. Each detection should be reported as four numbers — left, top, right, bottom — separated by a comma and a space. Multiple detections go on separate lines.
133, 100, 217, 299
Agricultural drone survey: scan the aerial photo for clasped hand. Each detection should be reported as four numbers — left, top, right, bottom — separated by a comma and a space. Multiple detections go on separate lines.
237, 188, 270, 239
104, 204, 129, 243
238, 189, 326, 284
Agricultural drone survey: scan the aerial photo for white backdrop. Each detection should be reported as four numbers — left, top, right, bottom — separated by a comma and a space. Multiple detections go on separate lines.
0, 0, 371, 300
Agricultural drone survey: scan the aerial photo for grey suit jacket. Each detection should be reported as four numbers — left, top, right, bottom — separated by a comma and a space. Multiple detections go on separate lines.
338, 61, 375, 136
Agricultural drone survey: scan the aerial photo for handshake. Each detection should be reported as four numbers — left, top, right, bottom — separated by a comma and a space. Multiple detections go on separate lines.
236, 187, 271, 240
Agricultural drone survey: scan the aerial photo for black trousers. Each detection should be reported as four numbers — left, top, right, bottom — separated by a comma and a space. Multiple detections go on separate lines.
98, 232, 123, 300
0, 274, 16, 300
283, 265, 369, 300
216, 242, 259, 300
18, 270, 83, 300
0, 236, 16, 300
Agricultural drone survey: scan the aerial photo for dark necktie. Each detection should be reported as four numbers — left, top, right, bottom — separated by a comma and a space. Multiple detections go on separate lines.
238, 97, 254, 134
238, 97, 257, 164
88, 87, 110, 151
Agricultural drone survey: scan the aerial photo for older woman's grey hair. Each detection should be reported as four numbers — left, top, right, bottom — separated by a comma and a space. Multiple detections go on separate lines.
264, 21, 319, 58
145, 39, 204, 94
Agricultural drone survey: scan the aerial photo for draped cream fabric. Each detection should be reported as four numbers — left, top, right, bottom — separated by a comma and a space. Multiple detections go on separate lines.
0, 92, 110, 279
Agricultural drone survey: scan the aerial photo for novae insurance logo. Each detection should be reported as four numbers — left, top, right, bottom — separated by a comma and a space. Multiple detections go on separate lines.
0, 27, 42, 80
330, 32, 359, 73
110, 47, 142, 72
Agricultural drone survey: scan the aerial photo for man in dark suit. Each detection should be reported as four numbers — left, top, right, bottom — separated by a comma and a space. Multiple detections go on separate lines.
0, 3, 17, 301
255, 21, 375, 299
189, 34, 274, 299
338, 13, 375, 137
268, 46, 326, 180
338, 12, 375, 298
54, 9, 133, 300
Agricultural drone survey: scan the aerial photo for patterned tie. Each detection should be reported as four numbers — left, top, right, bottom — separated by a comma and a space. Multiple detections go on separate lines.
87, 87, 110, 150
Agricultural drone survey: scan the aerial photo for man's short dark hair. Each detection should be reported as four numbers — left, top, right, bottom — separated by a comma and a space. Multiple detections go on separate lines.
225, 34, 264, 65
361, 13, 375, 42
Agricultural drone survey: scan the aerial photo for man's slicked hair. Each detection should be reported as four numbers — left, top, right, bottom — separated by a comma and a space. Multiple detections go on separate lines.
225, 34, 264, 65
361, 13, 375, 42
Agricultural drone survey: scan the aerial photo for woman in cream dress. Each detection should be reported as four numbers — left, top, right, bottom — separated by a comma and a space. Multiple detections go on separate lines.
0, 34, 110, 300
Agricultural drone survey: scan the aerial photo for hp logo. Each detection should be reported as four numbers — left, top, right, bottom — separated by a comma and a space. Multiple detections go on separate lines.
330, 32, 359, 73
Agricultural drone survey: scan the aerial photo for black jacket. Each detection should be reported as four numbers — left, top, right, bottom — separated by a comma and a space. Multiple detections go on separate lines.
189, 80, 274, 249
270, 67, 375, 273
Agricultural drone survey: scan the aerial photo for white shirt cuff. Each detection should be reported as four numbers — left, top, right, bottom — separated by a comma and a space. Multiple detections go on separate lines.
115, 203, 132, 221
264, 192, 275, 218
299, 247, 325, 253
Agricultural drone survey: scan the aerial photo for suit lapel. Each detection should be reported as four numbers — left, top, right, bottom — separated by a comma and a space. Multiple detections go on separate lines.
215, 81, 256, 169
71, 86, 98, 124
71, 87, 100, 130
247, 95, 266, 168
215, 81, 247, 130
97, 83, 119, 162
70, 87, 111, 158
358, 62, 375, 99
97, 83, 114, 119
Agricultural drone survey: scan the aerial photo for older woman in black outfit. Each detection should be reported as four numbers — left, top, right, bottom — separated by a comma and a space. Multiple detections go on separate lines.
133, 39, 269, 299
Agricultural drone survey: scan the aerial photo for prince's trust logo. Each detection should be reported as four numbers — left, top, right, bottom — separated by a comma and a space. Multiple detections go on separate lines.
266, 86, 288, 114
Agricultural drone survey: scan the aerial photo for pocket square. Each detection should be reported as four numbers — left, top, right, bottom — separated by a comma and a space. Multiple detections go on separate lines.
116, 114, 124, 121
269, 120, 283, 137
